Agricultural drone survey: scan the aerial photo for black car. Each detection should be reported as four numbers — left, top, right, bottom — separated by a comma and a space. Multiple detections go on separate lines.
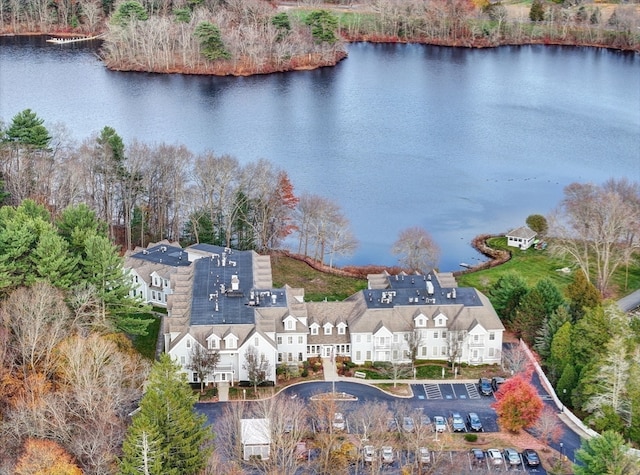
478, 378, 493, 396
466, 412, 483, 432
470, 449, 485, 466
491, 376, 506, 392
522, 448, 540, 467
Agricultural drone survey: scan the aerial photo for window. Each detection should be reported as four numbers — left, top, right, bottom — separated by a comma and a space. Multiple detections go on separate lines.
473, 335, 479, 342
488, 347, 495, 357
441, 347, 446, 356
278, 353, 282, 362
392, 350, 398, 360
393, 334, 399, 343
366, 351, 371, 360
227, 338, 236, 349
287, 336, 293, 345
404, 333, 409, 341
421, 347, 427, 357
298, 336, 304, 344
367, 335, 372, 343
180, 356, 185, 364
356, 335, 361, 343
277, 336, 282, 344
287, 320, 293, 330
442, 331, 447, 339
433, 331, 439, 339
298, 352, 303, 361
489, 332, 495, 341
338, 325, 345, 335
356, 351, 361, 361
311, 326, 318, 335
209, 339, 218, 349
193, 373, 198, 382
287, 353, 293, 362
254, 337, 259, 347
324, 326, 332, 335
186, 339, 191, 348
416, 317, 425, 327
432, 347, 438, 356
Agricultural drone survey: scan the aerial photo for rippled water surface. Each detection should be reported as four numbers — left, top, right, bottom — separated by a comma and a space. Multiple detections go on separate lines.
1, 37, 638, 270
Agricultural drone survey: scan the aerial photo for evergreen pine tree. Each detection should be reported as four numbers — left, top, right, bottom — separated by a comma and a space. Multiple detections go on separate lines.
120, 354, 212, 475
81, 232, 151, 335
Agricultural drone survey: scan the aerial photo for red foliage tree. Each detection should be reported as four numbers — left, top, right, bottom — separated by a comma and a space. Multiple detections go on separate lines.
492, 373, 543, 433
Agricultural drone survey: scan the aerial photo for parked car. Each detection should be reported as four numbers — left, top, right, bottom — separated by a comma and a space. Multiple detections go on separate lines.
487, 448, 504, 466
402, 416, 415, 433
433, 415, 447, 432
283, 419, 294, 433
522, 448, 541, 467
503, 447, 521, 466
332, 412, 345, 431
363, 445, 376, 463
466, 412, 483, 432
451, 412, 466, 432
420, 413, 431, 429
492, 376, 506, 392
478, 377, 493, 396
387, 418, 398, 432
381, 446, 394, 464
418, 447, 431, 464
470, 449, 485, 466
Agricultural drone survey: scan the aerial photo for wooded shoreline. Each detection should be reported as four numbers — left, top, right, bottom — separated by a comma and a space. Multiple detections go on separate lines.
2, 0, 638, 77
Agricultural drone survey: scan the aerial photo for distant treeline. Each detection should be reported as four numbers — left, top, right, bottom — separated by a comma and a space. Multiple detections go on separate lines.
0, 0, 638, 76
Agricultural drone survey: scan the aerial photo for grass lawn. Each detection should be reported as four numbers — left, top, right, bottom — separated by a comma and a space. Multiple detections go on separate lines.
270, 254, 367, 301
130, 313, 161, 360
456, 237, 640, 299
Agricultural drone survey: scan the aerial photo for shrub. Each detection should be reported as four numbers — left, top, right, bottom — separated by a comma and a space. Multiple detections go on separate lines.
464, 433, 478, 442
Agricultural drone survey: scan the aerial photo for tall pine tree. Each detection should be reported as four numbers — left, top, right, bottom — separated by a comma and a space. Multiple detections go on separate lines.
120, 354, 212, 475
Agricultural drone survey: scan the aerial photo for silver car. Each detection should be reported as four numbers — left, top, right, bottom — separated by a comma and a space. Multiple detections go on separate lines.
503, 447, 521, 466
402, 416, 415, 433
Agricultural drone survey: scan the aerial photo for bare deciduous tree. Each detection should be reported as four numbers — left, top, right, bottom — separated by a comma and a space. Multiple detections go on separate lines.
0, 282, 73, 378
548, 180, 640, 295
187, 343, 220, 393
391, 226, 440, 273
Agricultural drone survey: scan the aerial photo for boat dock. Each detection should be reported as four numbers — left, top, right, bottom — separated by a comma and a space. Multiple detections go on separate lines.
46, 34, 104, 44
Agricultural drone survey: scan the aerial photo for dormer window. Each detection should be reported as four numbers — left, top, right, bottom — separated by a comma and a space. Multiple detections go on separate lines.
311, 326, 318, 335
324, 324, 333, 335
337, 323, 347, 335
208, 339, 218, 349
287, 320, 293, 330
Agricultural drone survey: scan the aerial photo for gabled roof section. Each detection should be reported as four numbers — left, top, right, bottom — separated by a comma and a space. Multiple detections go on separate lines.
506, 226, 537, 240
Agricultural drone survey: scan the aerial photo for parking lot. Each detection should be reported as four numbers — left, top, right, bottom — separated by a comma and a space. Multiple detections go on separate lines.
419, 382, 485, 400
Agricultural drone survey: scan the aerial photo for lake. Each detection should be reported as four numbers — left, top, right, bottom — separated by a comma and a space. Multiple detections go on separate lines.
1, 37, 638, 271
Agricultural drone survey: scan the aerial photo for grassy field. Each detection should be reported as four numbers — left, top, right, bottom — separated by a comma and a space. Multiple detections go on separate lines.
270, 254, 367, 301
456, 237, 640, 299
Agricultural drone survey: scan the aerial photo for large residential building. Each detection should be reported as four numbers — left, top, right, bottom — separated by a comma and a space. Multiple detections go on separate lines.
125, 242, 504, 386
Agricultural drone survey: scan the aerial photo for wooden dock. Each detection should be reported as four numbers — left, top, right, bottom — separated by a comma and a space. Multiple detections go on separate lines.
46, 34, 104, 44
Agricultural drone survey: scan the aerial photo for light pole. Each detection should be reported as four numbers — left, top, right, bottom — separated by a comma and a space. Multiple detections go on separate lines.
560, 442, 564, 459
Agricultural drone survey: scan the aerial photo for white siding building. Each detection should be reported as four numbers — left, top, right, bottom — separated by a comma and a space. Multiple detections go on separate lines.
125, 243, 505, 385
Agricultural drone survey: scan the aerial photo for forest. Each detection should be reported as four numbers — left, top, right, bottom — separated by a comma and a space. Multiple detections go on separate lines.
0, 0, 638, 76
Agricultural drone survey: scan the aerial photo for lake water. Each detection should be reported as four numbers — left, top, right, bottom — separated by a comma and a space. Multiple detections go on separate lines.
1, 37, 638, 271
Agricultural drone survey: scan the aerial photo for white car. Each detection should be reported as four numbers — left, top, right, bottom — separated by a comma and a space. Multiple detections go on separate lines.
363, 445, 376, 463
433, 415, 447, 432
418, 447, 431, 464
487, 448, 504, 466
381, 446, 394, 464
332, 412, 345, 431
